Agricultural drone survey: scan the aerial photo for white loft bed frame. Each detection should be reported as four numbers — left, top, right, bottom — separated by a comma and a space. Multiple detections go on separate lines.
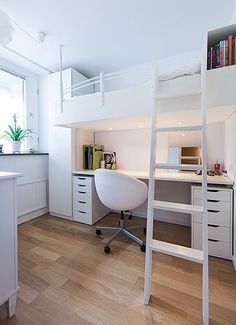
62, 65, 200, 97
56, 49, 202, 128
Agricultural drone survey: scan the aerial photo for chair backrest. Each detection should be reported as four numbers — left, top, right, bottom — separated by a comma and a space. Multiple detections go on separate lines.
94, 169, 148, 211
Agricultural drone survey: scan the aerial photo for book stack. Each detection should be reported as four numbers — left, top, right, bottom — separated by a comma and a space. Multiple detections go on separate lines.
207, 35, 236, 70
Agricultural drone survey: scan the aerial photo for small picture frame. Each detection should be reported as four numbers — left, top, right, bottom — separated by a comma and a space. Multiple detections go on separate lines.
103, 152, 117, 169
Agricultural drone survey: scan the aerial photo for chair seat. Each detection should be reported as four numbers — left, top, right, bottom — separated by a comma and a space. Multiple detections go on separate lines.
95, 169, 148, 211
95, 169, 148, 253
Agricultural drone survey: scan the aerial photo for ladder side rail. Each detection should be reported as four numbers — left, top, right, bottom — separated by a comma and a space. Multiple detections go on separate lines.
144, 62, 159, 304
201, 34, 209, 325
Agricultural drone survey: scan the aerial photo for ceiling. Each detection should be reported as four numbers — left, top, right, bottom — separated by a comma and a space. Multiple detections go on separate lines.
0, 0, 235, 77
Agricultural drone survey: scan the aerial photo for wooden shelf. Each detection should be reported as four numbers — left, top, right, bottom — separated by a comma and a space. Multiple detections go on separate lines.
208, 23, 236, 47
181, 156, 199, 160
154, 163, 202, 171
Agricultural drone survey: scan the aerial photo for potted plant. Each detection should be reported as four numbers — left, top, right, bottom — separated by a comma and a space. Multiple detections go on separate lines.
4, 114, 33, 153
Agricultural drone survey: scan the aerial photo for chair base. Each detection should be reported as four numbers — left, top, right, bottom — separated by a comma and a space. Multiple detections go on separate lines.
96, 214, 146, 253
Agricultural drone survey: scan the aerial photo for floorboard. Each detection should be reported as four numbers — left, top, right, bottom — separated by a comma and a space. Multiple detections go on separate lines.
0, 213, 235, 325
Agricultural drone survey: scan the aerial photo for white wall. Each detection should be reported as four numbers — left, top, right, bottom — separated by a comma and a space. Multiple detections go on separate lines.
73, 129, 94, 170
224, 112, 236, 269
95, 123, 225, 171
207, 123, 225, 168
38, 75, 49, 152
95, 128, 169, 171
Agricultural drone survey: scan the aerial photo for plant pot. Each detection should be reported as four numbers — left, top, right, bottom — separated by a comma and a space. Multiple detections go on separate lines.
11, 141, 22, 153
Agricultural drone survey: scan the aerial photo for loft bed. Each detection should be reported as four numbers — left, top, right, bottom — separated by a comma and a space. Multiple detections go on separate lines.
54, 61, 236, 130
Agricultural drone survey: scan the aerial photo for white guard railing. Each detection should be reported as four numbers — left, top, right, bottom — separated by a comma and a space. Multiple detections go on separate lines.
62, 65, 151, 106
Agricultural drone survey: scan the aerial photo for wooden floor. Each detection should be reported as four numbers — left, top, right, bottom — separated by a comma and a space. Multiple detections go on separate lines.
0, 213, 235, 325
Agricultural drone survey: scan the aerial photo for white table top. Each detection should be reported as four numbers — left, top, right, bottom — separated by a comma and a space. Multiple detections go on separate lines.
73, 170, 233, 186
0, 172, 22, 180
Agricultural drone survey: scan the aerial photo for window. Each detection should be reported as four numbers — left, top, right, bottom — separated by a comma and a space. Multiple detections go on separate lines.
0, 68, 26, 152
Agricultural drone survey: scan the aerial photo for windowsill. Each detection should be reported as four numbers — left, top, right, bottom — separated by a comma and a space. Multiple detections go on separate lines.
0, 152, 49, 156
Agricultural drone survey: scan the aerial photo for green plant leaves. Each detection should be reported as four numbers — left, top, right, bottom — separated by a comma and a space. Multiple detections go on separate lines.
4, 124, 34, 141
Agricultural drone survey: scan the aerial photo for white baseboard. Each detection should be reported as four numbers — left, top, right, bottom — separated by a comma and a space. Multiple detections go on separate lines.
49, 212, 73, 221
17, 207, 49, 225
233, 256, 236, 271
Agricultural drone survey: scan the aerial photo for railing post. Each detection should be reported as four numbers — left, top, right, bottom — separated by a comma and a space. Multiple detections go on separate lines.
59, 44, 64, 113
100, 71, 104, 106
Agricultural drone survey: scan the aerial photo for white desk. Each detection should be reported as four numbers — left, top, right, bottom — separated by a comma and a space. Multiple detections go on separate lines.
73, 170, 233, 186
72, 170, 234, 260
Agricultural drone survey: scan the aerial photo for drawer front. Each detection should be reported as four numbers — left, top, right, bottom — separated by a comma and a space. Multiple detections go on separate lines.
73, 199, 91, 213
194, 198, 231, 213
192, 210, 231, 227
208, 241, 231, 259
193, 222, 231, 243
73, 189, 92, 202
193, 187, 231, 202
73, 176, 93, 192
193, 234, 231, 259
73, 209, 92, 225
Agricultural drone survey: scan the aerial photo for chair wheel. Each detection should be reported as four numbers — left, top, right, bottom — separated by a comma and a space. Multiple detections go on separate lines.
140, 244, 146, 253
104, 246, 110, 254
96, 229, 101, 236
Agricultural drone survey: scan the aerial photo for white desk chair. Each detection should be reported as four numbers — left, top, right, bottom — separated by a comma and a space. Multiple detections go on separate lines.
94, 169, 148, 254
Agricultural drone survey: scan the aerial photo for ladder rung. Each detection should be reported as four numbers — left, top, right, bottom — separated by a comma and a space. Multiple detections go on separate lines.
157, 89, 201, 100
150, 239, 204, 263
154, 163, 203, 171
155, 125, 202, 132
152, 200, 203, 214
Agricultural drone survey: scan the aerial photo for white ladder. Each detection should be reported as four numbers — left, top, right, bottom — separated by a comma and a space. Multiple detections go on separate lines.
144, 57, 209, 324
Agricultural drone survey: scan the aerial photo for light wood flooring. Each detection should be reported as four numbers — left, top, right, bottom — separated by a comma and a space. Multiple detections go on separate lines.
0, 213, 235, 325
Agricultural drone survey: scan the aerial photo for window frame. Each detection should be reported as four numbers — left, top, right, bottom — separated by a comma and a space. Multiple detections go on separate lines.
0, 59, 39, 152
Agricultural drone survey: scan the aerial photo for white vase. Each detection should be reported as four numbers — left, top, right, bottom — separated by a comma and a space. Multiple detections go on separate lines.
11, 141, 22, 153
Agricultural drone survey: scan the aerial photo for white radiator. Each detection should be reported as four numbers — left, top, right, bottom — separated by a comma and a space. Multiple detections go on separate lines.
17, 178, 47, 217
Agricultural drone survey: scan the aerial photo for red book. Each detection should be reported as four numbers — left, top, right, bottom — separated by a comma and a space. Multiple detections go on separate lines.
233, 37, 235, 64
228, 35, 233, 65
210, 47, 213, 69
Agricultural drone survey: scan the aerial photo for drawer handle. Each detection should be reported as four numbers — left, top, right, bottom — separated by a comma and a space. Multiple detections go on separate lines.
78, 191, 86, 194
207, 199, 220, 203
208, 239, 219, 242
78, 177, 86, 180
79, 210, 86, 214
78, 201, 86, 204
208, 224, 219, 228
208, 209, 220, 213
78, 184, 86, 187
207, 190, 219, 193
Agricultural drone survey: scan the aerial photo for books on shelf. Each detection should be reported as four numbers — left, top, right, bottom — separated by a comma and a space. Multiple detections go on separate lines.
207, 34, 236, 70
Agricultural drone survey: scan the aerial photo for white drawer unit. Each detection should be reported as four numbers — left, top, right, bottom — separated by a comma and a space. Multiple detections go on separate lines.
191, 185, 233, 259
73, 174, 110, 225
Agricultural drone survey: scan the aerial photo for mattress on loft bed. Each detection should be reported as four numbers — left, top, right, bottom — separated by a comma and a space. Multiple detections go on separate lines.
159, 61, 201, 81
